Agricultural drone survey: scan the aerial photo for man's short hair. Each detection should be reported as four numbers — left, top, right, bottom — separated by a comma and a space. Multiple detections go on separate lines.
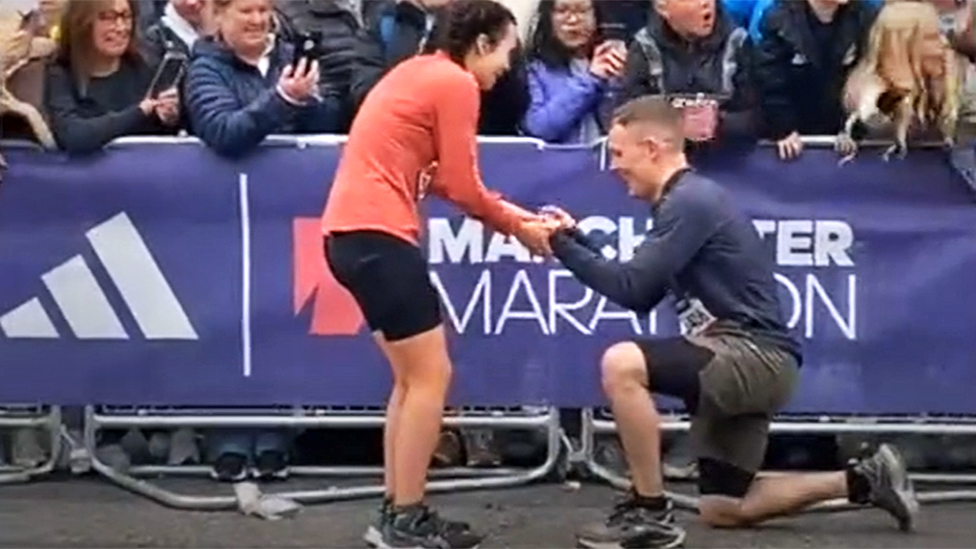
611, 95, 685, 149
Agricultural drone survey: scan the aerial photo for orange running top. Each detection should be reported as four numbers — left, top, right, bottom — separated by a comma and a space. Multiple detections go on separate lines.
320, 52, 522, 245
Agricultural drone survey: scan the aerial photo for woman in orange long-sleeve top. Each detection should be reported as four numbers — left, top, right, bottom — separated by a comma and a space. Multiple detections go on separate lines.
321, 2, 552, 548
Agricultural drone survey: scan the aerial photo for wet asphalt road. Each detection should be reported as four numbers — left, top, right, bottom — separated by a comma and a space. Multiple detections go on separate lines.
0, 477, 973, 548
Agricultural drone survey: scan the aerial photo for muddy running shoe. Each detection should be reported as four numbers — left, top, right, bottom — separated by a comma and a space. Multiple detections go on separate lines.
377, 504, 482, 549
576, 495, 685, 549
366, 499, 474, 547
363, 498, 392, 547
850, 443, 920, 532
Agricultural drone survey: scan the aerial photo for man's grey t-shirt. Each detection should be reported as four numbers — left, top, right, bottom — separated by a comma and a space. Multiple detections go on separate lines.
550, 168, 801, 361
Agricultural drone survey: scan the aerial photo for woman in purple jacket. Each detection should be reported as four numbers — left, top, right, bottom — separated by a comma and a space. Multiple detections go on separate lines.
521, 0, 625, 144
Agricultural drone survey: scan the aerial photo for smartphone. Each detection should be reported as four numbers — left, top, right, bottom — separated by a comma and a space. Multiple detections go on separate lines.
598, 22, 629, 43
147, 51, 186, 98
292, 31, 323, 68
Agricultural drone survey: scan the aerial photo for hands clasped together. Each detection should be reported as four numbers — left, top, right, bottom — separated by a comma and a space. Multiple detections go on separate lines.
507, 203, 577, 258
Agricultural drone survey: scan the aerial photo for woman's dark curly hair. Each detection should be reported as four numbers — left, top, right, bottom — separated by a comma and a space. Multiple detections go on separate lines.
427, 0, 517, 64
527, 0, 613, 70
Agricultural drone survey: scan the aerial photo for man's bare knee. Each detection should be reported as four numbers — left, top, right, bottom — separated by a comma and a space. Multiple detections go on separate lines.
699, 496, 753, 529
600, 342, 648, 395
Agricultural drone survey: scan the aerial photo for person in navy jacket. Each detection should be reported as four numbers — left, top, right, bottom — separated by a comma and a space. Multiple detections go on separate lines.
183, 0, 344, 158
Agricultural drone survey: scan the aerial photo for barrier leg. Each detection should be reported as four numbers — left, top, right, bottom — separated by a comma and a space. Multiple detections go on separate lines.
580, 408, 976, 514
84, 406, 566, 511
0, 406, 62, 485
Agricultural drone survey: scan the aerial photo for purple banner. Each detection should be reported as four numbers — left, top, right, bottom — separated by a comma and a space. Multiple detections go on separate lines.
0, 139, 973, 415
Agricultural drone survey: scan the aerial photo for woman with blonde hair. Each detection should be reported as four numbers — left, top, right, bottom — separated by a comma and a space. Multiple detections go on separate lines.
838, 0, 971, 160
44, 0, 180, 153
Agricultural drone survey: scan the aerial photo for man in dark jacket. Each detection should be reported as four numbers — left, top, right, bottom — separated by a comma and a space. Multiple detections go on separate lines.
274, 0, 361, 130
753, 0, 878, 159
142, 0, 212, 61
350, 0, 529, 135
622, 0, 758, 148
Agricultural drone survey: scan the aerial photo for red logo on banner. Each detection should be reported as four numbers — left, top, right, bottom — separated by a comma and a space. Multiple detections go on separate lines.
293, 218, 365, 336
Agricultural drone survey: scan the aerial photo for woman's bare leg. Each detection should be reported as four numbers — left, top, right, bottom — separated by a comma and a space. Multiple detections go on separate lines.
378, 324, 452, 506
374, 333, 406, 501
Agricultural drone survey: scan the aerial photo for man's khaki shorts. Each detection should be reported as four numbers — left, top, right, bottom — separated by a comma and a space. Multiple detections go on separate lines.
633, 332, 799, 497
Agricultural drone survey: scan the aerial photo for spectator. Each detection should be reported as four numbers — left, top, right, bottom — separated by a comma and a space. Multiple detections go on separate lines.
38, 0, 67, 41
137, 0, 168, 30
351, 0, 451, 107
746, 0, 882, 43
723, 0, 758, 27
143, 0, 216, 60
754, 0, 878, 160
936, 0, 975, 61
521, 0, 623, 144
183, 0, 345, 159
273, 0, 361, 130
622, 0, 759, 147
44, 0, 182, 154
1, 8, 56, 146
598, 0, 652, 44
205, 429, 291, 481
351, 0, 529, 135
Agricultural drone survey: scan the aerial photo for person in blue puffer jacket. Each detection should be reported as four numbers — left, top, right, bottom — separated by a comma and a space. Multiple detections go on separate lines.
184, 0, 344, 159
521, 0, 625, 145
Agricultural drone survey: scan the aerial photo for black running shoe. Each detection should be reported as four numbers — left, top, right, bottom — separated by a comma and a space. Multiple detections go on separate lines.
253, 450, 288, 481
209, 453, 247, 483
576, 495, 685, 549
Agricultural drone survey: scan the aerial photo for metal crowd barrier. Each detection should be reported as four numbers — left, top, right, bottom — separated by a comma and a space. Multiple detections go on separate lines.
83, 405, 563, 511
0, 406, 62, 485
3, 134, 975, 515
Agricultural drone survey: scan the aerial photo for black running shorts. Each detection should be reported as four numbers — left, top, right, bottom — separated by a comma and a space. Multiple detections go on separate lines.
324, 230, 442, 342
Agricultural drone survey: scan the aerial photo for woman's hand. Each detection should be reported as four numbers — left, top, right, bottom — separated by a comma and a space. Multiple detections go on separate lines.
277, 57, 320, 103
153, 87, 180, 126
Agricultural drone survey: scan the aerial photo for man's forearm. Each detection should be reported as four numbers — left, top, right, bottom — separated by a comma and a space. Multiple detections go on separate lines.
550, 231, 664, 313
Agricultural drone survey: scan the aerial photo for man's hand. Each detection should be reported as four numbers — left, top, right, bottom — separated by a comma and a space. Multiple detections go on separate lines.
539, 205, 576, 229
776, 131, 803, 160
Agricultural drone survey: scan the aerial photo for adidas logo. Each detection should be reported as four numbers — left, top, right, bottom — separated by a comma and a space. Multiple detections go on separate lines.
0, 212, 198, 340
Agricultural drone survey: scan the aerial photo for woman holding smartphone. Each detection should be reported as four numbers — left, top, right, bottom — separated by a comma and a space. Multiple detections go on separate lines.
322, 2, 553, 547
521, 0, 626, 144
183, 0, 344, 159
44, 0, 181, 154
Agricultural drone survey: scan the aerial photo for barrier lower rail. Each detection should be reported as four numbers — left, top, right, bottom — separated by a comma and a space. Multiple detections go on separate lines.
83, 405, 564, 510
0, 406, 62, 485
579, 408, 976, 513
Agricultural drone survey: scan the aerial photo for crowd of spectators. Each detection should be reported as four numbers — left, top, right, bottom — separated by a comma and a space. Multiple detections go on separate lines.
1, 0, 975, 480
2, 0, 973, 157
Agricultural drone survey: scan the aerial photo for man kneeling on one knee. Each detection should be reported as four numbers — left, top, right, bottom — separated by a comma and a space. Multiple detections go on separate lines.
540, 96, 920, 549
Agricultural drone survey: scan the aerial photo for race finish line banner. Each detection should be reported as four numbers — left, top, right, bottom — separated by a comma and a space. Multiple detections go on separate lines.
0, 139, 974, 415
